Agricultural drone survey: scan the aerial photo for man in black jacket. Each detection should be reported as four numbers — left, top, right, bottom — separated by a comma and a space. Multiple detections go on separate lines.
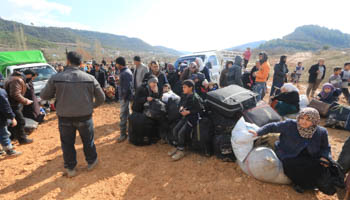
306, 59, 326, 98
90, 64, 106, 88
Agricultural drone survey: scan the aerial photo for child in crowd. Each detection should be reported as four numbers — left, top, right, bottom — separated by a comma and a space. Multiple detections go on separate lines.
0, 88, 21, 156
271, 83, 300, 116
341, 62, 350, 103
329, 67, 342, 89
317, 83, 341, 104
168, 80, 204, 161
294, 62, 304, 84
162, 83, 180, 104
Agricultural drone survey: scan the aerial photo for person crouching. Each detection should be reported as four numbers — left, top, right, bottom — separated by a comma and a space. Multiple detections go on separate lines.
168, 80, 204, 161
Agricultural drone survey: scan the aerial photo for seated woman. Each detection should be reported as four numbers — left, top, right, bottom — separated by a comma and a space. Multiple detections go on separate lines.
189, 62, 208, 100
132, 75, 160, 113
271, 83, 300, 116
317, 83, 341, 104
250, 108, 331, 194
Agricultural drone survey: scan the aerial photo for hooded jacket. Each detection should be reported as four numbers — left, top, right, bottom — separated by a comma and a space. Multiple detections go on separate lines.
227, 56, 243, 86
273, 56, 289, 84
4, 72, 31, 107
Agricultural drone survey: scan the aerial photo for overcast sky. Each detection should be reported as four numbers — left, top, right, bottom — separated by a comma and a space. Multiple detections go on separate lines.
1, 0, 350, 52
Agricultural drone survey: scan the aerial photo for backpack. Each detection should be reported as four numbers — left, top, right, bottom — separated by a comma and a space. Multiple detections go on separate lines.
128, 112, 157, 146
213, 134, 236, 162
143, 99, 167, 120
167, 98, 182, 123
190, 117, 214, 156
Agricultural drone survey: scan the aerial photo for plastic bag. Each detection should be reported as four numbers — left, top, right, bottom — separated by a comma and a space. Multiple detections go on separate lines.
237, 147, 291, 184
231, 117, 259, 162
299, 95, 309, 109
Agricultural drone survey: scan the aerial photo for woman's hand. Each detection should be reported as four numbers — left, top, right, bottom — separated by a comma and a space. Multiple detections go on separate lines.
248, 130, 258, 137
180, 109, 190, 116
147, 97, 153, 102
320, 157, 329, 167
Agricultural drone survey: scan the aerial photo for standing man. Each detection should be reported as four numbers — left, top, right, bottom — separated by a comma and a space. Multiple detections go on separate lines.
306, 59, 326, 98
243, 47, 252, 69
116, 57, 133, 143
5, 71, 33, 144
90, 63, 106, 88
133, 56, 149, 91
40, 51, 105, 177
227, 56, 243, 86
270, 55, 288, 96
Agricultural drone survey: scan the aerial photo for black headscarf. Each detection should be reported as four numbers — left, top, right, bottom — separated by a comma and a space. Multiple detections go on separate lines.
279, 55, 287, 65
259, 52, 268, 65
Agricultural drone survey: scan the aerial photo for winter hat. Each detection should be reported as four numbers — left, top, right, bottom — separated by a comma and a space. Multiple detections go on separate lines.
147, 75, 158, 84
183, 79, 195, 88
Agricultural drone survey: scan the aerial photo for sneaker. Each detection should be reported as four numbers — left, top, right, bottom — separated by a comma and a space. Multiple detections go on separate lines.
117, 134, 127, 143
172, 150, 185, 161
5, 149, 22, 156
87, 159, 98, 171
167, 148, 177, 157
64, 168, 77, 178
0, 149, 5, 155
19, 138, 33, 145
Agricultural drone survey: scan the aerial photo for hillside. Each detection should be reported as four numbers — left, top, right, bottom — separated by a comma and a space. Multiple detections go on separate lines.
259, 25, 350, 51
227, 40, 266, 51
0, 17, 181, 56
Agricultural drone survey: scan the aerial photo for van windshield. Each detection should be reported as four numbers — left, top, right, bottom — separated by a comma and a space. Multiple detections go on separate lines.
174, 55, 205, 69
15, 65, 56, 82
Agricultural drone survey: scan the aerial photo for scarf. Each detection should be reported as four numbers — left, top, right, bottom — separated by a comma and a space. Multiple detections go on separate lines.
296, 107, 320, 139
320, 83, 335, 99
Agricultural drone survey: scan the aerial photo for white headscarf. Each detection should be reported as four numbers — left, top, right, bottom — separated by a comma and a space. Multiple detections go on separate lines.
281, 83, 299, 93
195, 57, 204, 71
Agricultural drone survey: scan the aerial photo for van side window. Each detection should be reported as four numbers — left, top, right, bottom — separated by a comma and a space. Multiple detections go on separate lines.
208, 55, 218, 66
6, 69, 11, 77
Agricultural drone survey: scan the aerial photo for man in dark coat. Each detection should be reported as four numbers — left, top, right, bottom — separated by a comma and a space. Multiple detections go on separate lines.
227, 56, 243, 86
143, 61, 168, 97
90, 64, 106, 88
306, 59, 326, 98
270, 55, 289, 96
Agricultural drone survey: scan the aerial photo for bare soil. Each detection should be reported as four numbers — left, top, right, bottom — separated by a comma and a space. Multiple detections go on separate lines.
0, 96, 349, 200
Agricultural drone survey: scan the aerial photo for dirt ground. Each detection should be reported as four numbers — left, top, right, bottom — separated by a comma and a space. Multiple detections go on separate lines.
0, 95, 349, 200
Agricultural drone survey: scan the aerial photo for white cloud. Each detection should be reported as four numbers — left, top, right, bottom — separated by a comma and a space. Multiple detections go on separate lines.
8, 0, 71, 15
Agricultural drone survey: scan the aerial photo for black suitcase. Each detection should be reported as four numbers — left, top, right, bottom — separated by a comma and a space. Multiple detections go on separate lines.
167, 98, 181, 123
128, 112, 157, 146
243, 101, 282, 127
206, 85, 258, 118
213, 134, 236, 162
208, 111, 241, 135
190, 117, 214, 156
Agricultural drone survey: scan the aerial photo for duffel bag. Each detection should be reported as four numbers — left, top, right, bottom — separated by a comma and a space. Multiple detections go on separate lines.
190, 117, 214, 156
213, 134, 236, 162
325, 104, 350, 129
24, 117, 39, 134
208, 111, 241, 135
143, 99, 167, 120
243, 101, 282, 127
128, 112, 156, 146
308, 99, 331, 117
206, 85, 258, 118
167, 98, 182, 123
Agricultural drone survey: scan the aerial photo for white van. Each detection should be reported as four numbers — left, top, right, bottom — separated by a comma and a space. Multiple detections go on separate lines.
174, 51, 221, 83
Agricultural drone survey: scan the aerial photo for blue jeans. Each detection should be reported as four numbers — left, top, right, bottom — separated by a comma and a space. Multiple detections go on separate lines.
0, 126, 12, 149
119, 99, 130, 135
253, 82, 266, 102
58, 118, 97, 170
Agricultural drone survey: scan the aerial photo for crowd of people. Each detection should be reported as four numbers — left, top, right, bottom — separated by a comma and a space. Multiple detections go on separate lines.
1, 49, 350, 196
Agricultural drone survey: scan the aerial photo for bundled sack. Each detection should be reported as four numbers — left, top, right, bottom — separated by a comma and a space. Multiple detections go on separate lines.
24, 117, 39, 134
206, 85, 258, 118
190, 117, 214, 156
325, 104, 350, 130
308, 99, 331, 117
237, 147, 291, 184
143, 99, 167, 120
243, 101, 282, 127
128, 112, 157, 146
299, 94, 309, 109
231, 117, 259, 162
213, 134, 236, 162
208, 110, 241, 135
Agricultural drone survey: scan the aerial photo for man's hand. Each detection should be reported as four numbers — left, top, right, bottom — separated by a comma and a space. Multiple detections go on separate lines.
11, 118, 17, 127
147, 97, 153, 102
180, 109, 190, 116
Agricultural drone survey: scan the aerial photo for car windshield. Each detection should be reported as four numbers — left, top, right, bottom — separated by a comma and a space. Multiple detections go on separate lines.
15, 65, 56, 82
175, 55, 205, 69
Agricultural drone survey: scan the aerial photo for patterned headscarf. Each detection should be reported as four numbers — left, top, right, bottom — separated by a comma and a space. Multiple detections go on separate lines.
296, 107, 320, 138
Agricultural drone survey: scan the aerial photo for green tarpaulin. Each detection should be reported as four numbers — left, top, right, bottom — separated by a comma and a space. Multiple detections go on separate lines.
0, 50, 47, 76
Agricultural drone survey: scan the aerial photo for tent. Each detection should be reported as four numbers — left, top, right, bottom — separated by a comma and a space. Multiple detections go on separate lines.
0, 50, 47, 76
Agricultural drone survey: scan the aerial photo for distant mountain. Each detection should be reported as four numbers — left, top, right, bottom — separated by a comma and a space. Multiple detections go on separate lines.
0, 17, 182, 56
227, 40, 266, 51
259, 25, 350, 51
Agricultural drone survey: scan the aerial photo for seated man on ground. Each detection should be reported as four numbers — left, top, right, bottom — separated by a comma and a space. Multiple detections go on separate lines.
132, 75, 160, 113
271, 83, 300, 116
168, 80, 204, 161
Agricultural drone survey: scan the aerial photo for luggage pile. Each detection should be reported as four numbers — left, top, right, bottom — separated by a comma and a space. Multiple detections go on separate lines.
325, 104, 350, 130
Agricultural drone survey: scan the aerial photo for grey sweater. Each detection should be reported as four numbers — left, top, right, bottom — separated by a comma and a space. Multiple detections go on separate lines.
40, 66, 105, 118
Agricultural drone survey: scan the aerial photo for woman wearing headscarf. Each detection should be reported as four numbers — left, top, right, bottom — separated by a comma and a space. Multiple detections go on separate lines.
219, 61, 233, 88
270, 55, 289, 96
317, 83, 341, 104
132, 75, 160, 113
250, 108, 332, 194
271, 83, 300, 116
189, 62, 208, 99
